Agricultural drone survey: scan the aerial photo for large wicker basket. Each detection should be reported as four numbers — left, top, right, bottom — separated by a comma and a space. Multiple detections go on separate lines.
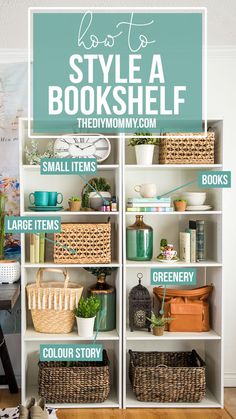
129, 349, 206, 403
26, 268, 83, 334
159, 132, 215, 164
38, 350, 110, 403
54, 222, 111, 264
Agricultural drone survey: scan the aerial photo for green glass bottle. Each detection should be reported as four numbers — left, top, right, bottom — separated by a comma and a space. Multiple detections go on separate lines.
89, 273, 116, 332
126, 215, 153, 261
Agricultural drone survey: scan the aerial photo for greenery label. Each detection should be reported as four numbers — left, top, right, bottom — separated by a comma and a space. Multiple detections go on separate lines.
40, 344, 103, 361
40, 158, 97, 175
5, 216, 61, 233
151, 268, 197, 285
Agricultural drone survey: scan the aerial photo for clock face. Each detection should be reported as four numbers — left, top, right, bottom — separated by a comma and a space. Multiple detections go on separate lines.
54, 135, 111, 162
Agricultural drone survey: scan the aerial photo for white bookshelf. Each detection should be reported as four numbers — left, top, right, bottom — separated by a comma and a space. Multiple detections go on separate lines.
122, 120, 224, 408
19, 119, 123, 408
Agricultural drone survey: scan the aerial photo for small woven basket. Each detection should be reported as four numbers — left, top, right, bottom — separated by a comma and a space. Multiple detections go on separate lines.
159, 132, 215, 164
26, 268, 83, 334
129, 349, 206, 403
54, 222, 111, 264
38, 349, 110, 403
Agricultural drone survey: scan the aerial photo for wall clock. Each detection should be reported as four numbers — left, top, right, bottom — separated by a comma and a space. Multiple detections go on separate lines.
54, 135, 111, 162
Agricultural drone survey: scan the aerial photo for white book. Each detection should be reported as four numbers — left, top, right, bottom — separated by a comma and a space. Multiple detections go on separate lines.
185, 228, 196, 263
179, 232, 191, 263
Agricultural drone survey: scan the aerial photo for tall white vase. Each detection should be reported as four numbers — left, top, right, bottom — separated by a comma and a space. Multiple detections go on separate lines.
135, 144, 155, 165
76, 316, 96, 338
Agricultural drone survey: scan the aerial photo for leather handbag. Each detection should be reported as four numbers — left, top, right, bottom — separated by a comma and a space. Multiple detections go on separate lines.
153, 285, 213, 332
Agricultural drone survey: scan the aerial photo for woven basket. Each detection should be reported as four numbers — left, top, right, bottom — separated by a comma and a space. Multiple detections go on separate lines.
159, 132, 215, 164
54, 223, 111, 264
38, 350, 110, 403
129, 349, 206, 403
26, 268, 83, 334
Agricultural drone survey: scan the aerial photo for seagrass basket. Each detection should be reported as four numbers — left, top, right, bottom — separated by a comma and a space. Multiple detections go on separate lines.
159, 132, 215, 164
129, 349, 206, 403
26, 268, 83, 334
38, 350, 110, 403
54, 222, 111, 264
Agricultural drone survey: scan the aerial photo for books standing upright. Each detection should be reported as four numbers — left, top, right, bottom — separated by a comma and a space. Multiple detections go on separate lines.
179, 232, 191, 263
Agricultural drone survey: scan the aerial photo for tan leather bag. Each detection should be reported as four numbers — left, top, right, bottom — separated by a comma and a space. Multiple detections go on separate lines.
153, 285, 213, 332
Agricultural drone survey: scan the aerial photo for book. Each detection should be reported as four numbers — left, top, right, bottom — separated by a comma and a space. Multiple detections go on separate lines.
35, 233, 40, 264
185, 228, 196, 263
189, 220, 197, 230
127, 202, 171, 208
179, 232, 191, 263
127, 207, 174, 212
196, 220, 205, 261
128, 197, 171, 203
39, 233, 45, 263
30, 234, 35, 264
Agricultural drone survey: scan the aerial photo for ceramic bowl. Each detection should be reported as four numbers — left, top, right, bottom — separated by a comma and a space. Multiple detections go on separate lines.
181, 192, 206, 206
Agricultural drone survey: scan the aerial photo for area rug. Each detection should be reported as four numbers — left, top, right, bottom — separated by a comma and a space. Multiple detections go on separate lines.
0, 407, 58, 418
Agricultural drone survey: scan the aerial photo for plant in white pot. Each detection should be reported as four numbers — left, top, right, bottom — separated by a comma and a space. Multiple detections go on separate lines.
81, 177, 111, 210
74, 295, 101, 338
129, 132, 160, 165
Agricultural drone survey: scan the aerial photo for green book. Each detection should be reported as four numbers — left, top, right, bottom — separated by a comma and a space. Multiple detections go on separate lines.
39, 233, 45, 263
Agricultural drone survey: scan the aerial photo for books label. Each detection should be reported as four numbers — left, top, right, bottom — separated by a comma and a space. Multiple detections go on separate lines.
198, 171, 231, 188
151, 268, 197, 285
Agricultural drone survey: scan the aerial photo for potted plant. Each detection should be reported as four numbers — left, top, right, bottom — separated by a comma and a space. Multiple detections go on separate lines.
147, 312, 173, 336
74, 295, 101, 338
174, 199, 187, 212
129, 132, 160, 165
81, 177, 111, 210
68, 196, 81, 212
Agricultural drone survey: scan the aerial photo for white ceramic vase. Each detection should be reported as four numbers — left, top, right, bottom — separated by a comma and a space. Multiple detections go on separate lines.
76, 316, 96, 338
89, 191, 111, 209
135, 144, 155, 165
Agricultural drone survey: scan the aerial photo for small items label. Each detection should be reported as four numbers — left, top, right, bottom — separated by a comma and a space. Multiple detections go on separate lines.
40, 158, 97, 175
198, 171, 231, 188
40, 344, 103, 362
151, 268, 197, 285
5, 216, 61, 233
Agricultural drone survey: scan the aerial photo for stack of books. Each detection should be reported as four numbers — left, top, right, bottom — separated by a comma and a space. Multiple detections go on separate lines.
179, 220, 205, 263
30, 233, 46, 263
127, 197, 173, 212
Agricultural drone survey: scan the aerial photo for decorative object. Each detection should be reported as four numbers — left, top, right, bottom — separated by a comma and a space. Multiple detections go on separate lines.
179, 231, 191, 263
129, 349, 206, 402
147, 312, 173, 336
0, 260, 21, 284
174, 199, 187, 212
196, 220, 206, 261
159, 131, 215, 164
25, 139, 55, 165
153, 285, 213, 332
134, 183, 157, 198
54, 222, 111, 264
28, 205, 63, 212
29, 191, 63, 207
0, 193, 6, 259
129, 132, 159, 165
110, 196, 117, 212
181, 192, 206, 206
26, 268, 83, 334
86, 267, 116, 332
38, 350, 110, 403
126, 215, 153, 261
129, 273, 151, 332
157, 239, 178, 263
74, 295, 101, 338
81, 177, 111, 209
68, 196, 81, 212
54, 135, 111, 161
186, 205, 212, 211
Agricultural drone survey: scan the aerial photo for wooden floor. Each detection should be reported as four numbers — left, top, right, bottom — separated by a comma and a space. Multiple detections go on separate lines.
0, 389, 235, 418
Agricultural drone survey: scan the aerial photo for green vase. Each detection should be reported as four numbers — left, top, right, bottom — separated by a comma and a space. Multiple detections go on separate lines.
89, 273, 116, 332
0, 194, 6, 260
126, 215, 153, 261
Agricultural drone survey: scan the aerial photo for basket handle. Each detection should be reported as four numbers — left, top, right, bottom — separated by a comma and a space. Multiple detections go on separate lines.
36, 268, 70, 288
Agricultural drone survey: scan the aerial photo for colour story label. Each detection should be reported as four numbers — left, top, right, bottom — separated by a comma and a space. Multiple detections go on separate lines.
40, 344, 103, 361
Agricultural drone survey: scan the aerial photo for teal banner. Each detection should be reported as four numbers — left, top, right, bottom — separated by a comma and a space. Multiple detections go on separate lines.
32, 11, 203, 134
198, 171, 231, 188
40, 344, 103, 361
41, 158, 97, 175
151, 268, 197, 285
5, 216, 61, 233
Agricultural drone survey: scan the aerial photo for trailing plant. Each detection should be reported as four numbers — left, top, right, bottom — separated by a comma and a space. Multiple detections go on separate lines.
68, 196, 81, 202
74, 296, 101, 318
25, 139, 55, 165
81, 177, 111, 208
147, 312, 173, 328
84, 267, 117, 277
129, 132, 160, 146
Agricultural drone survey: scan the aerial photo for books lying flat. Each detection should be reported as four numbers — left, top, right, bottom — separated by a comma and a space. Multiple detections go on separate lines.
128, 197, 171, 203
127, 207, 174, 212
128, 202, 171, 208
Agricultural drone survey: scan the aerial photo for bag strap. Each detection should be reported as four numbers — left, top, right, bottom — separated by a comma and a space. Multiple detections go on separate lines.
36, 268, 69, 288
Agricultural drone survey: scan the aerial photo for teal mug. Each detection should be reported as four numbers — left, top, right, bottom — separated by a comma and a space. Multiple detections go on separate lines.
48, 191, 63, 206
29, 191, 49, 206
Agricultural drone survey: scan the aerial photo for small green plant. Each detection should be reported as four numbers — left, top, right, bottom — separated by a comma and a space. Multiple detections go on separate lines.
74, 296, 101, 318
69, 196, 81, 202
84, 267, 117, 277
147, 312, 173, 328
160, 238, 168, 250
174, 199, 187, 203
81, 177, 111, 208
129, 132, 159, 146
